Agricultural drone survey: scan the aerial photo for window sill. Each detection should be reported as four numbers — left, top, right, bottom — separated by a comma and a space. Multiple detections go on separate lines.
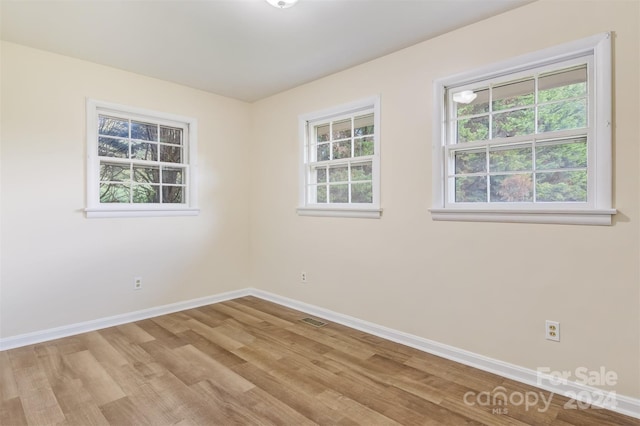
429, 208, 616, 226
85, 208, 200, 218
297, 206, 382, 219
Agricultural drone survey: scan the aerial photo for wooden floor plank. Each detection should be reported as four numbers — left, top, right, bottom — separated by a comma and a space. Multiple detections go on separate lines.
189, 378, 275, 425
0, 396, 28, 426
18, 385, 65, 426
135, 318, 186, 349
241, 386, 319, 426
99, 396, 155, 425
231, 361, 349, 424
114, 322, 156, 345
224, 299, 297, 329
175, 329, 248, 369
0, 351, 20, 402
184, 317, 246, 351
137, 339, 206, 387
316, 388, 402, 426
62, 350, 125, 407
58, 402, 110, 426
173, 344, 255, 394
2, 296, 638, 425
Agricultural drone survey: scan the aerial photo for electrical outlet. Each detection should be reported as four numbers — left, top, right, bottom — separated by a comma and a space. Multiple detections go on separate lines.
545, 320, 560, 342
134, 277, 142, 290
301, 272, 307, 283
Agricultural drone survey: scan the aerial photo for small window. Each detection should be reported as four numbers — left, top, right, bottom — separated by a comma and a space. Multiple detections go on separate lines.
298, 97, 381, 218
431, 33, 615, 225
86, 99, 199, 218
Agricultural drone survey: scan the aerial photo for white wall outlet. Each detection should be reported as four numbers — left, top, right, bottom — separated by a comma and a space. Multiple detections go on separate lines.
134, 277, 142, 290
301, 272, 307, 283
545, 320, 560, 342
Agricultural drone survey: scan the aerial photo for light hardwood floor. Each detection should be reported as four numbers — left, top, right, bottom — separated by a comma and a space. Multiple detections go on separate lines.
1, 296, 636, 425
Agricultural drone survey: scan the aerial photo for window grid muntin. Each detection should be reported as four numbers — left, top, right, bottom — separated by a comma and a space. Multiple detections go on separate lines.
97, 112, 189, 205
451, 67, 588, 144
309, 159, 374, 204
447, 135, 589, 204
445, 57, 593, 207
306, 108, 375, 205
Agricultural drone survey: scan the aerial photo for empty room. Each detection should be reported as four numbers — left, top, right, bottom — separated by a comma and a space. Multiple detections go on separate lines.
1, 0, 639, 424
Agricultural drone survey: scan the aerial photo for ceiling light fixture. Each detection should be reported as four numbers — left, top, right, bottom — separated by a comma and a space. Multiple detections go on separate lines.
452, 90, 477, 104
265, 0, 299, 9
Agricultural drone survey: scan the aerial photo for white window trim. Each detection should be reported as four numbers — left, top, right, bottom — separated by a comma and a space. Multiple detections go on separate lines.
85, 99, 199, 218
297, 96, 382, 219
431, 32, 615, 225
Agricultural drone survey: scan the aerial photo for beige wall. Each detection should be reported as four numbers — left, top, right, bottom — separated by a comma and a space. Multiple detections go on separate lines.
1, 42, 252, 336
249, 0, 640, 398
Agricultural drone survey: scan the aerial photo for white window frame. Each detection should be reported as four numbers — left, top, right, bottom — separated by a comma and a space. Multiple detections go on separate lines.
431, 32, 615, 225
298, 96, 382, 219
85, 99, 199, 218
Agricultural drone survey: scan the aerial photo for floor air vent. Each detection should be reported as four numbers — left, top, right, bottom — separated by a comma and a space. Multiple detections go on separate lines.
300, 317, 328, 328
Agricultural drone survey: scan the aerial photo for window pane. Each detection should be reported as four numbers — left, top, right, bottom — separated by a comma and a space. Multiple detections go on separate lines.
99, 115, 129, 137
329, 184, 348, 203
539, 67, 587, 103
316, 143, 330, 161
303, 100, 378, 210
99, 137, 128, 158
536, 140, 587, 170
455, 176, 487, 202
492, 79, 534, 111
538, 99, 587, 133
316, 124, 330, 142
162, 186, 184, 203
351, 182, 372, 203
332, 141, 351, 159
132, 184, 159, 203
316, 185, 327, 203
492, 108, 534, 138
131, 121, 158, 141
160, 145, 182, 163
351, 162, 372, 181
457, 116, 489, 143
315, 167, 327, 183
159, 126, 183, 145
100, 183, 130, 203
354, 137, 374, 156
133, 166, 160, 183
489, 145, 532, 172
100, 162, 130, 182
332, 119, 351, 140
454, 150, 486, 174
455, 88, 489, 116
131, 142, 158, 161
93, 103, 195, 210
329, 165, 348, 182
354, 114, 374, 136
490, 174, 533, 202
162, 167, 183, 184
536, 171, 587, 202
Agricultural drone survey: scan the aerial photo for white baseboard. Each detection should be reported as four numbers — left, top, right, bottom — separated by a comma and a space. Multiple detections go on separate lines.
0, 288, 251, 351
1, 287, 638, 419
250, 288, 640, 420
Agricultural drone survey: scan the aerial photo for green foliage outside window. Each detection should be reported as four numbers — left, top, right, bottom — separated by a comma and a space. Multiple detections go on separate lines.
452, 65, 589, 203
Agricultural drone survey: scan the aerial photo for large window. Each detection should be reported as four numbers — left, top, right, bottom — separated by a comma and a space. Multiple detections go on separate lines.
298, 97, 381, 218
431, 33, 615, 225
86, 100, 198, 218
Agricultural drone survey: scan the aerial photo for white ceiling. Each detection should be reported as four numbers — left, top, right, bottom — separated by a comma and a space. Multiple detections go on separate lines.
1, 0, 532, 102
